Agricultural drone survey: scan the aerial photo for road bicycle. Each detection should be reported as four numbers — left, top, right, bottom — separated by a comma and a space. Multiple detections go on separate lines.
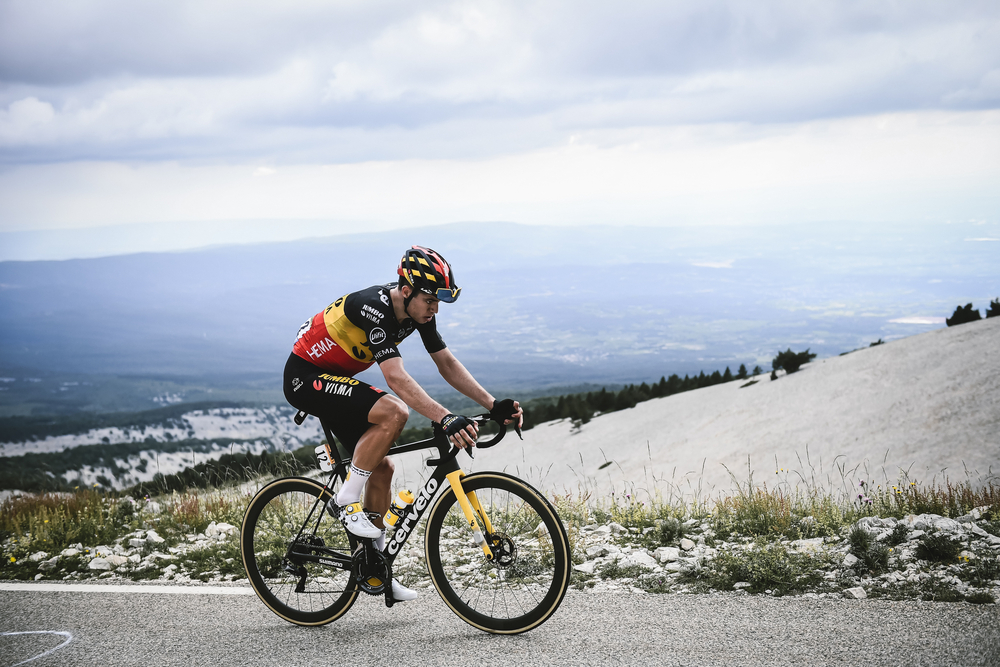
240, 412, 571, 634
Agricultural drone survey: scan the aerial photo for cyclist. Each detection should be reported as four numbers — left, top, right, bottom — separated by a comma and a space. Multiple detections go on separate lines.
283, 245, 523, 602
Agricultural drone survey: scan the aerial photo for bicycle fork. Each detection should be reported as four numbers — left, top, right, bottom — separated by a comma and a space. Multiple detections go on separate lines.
445, 470, 496, 561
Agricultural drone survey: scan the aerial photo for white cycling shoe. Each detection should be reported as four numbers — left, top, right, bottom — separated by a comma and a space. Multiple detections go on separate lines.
391, 578, 418, 602
328, 500, 382, 539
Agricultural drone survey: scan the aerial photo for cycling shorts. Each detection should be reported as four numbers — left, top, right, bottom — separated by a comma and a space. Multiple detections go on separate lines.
283, 353, 389, 452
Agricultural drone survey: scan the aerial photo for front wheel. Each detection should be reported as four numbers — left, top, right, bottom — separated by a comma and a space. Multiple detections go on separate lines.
424, 472, 571, 634
240, 476, 359, 626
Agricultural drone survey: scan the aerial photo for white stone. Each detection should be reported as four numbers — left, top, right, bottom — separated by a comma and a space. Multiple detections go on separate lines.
105, 555, 129, 567
574, 561, 597, 575
128, 554, 141, 563
907, 530, 925, 541
679, 538, 696, 551
791, 538, 824, 553
145, 530, 165, 544
129, 538, 146, 548
93, 545, 114, 558
88, 558, 112, 571
608, 522, 626, 535
586, 545, 609, 558
843, 587, 867, 599
843, 553, 860, 567
642, 527, 656, 535
60, 548, 80, 557
215, 522, 236, 534
621, 552, 658, 569
968, 523, 989, 538
593, 525, 611, 535
934, 518, 961, 533
145, 501, 162, 514
28, 551, 49, 562
34, 573, 43, 580
733, 581, 751, 590
38, 557, 60, 572
654, 546, 681, 563
663, 562, 683, 572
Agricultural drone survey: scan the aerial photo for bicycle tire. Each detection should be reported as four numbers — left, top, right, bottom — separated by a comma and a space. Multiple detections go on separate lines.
241, 476, 359, 626
424, 472, 571, 634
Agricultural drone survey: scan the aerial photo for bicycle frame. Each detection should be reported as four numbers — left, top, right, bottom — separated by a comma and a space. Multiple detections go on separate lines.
284, 418, 501, 576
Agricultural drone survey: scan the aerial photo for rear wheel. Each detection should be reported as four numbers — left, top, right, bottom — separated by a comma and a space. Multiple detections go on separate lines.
240, 477, 358, 626
424, 472, 570, 634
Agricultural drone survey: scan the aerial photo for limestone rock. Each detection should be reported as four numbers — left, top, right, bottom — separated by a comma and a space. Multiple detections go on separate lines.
843, 587, 867, 599
88, 558, 112, 571
679, 538, 696, 551
654, 546, 681, 563
843, 553, 860, 567
621, 551, 658, 569
38, 557, 60, 572
791, 538, 824, 553
145, 530, 165, 544
574, 561, 597, 575
60, 548, 80, 557
28, 551, 49, 562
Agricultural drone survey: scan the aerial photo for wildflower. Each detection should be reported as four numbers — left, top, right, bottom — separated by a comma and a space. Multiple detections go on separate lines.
8, 556, 14, 563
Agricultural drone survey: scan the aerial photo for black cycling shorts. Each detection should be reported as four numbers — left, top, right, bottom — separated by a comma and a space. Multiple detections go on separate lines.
283, 353, 389, 451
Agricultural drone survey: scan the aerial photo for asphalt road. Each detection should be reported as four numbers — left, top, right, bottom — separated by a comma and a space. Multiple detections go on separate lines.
2, 583, 999, 667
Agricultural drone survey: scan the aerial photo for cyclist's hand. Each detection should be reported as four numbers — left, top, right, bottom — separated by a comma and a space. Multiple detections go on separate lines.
441, 413, 479, 449
490, 398, 523, 429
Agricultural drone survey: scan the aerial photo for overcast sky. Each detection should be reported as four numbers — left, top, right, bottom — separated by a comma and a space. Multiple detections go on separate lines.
1, 1, 998, 256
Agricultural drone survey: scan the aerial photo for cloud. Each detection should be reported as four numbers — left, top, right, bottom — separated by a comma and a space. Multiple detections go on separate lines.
889, 317, 947, 324
691, 260, 734, 269
0, 1, 998, 165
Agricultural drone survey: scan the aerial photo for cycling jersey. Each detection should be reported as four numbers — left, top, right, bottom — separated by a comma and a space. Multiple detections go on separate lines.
291, 283, 447, 375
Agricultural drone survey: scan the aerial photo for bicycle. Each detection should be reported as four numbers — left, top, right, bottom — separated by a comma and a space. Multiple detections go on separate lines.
240, 411, 571, 635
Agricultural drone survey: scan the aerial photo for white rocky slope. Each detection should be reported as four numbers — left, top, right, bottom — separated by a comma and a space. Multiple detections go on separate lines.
398, 317, 1000, 501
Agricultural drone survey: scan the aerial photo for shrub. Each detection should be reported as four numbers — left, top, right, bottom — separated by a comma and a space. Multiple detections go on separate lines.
946, 303, 982, 326
772, 348, 817, 374
987, 298, 1000, 319
847, 526, 889, 573
916, 532, 961, 563
708, 541, 824, 595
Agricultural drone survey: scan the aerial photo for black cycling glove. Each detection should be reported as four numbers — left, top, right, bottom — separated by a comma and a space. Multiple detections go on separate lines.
440, 413, 474, 437
489, 398, 518, 423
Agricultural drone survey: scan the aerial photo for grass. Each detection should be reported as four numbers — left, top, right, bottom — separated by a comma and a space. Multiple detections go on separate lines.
2, 459, 998, 604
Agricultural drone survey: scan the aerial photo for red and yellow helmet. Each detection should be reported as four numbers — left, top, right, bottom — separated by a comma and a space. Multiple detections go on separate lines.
397, 246, 461, 302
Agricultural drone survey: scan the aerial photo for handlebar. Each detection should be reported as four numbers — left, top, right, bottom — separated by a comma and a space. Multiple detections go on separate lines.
424, 413, 522, 467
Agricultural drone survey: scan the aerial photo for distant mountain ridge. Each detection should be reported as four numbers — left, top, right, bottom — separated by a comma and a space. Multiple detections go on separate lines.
1, 221, 995, 415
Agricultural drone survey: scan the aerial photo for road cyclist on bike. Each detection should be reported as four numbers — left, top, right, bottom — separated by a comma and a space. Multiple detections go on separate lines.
282, 245, 523, 603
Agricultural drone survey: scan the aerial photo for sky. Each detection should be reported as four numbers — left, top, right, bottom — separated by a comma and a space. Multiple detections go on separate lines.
1, 1, 999, 259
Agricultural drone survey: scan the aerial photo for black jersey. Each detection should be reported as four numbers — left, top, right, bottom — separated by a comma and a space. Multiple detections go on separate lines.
292, 283, 446, 374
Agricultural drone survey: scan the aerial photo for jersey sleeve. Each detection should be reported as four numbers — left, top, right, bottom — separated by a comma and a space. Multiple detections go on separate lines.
416, 318, 447, 354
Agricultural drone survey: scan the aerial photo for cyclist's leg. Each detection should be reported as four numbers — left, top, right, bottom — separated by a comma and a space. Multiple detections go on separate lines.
282, 354, 407, 528
350, 396, 406, 525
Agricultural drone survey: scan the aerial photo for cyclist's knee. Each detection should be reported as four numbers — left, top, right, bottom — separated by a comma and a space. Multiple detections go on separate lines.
370, 394, 408, 429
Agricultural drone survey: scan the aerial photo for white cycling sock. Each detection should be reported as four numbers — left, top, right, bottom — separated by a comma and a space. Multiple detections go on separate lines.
335, 464, 372, 506
376, 529, 386, 551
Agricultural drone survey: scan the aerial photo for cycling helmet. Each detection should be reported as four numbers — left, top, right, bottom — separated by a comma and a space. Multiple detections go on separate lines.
397, 246, 460, 303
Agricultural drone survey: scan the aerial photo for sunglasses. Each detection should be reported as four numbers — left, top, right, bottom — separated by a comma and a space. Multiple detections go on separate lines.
429, 286, 461, 303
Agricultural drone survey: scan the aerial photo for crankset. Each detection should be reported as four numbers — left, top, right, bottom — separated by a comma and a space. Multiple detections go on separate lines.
351, 540, 391, 596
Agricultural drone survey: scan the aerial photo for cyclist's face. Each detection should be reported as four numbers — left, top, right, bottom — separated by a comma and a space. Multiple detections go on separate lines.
409, 292, 440, 323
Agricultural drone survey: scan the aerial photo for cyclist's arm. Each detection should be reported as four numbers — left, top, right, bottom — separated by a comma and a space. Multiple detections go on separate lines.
430, 349, 525, 428
430, 348, 494, 410
379, 356, 478, 447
